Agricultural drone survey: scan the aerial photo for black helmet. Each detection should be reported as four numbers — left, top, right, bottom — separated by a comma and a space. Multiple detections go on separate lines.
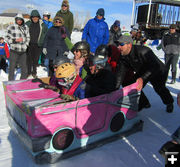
73, 41, 90, 58
95, 45, 109, 58
54, 55, 70, 67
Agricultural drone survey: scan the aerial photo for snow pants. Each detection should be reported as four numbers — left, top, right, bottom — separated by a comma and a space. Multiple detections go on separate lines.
0, 55, 7, 72
149, 74, 174, 105
27, 43, 42, 75
8, 50, 27, 81
165, 53, 179, 73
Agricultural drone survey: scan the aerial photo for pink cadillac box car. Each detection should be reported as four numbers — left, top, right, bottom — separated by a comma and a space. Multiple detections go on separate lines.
3, 78, 143, 164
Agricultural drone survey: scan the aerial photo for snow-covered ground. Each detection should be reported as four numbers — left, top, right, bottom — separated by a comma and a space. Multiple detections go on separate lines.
0, 32, 180, 167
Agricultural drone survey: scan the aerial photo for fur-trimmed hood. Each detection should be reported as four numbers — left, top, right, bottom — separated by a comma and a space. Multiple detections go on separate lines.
53, 16, 64, 26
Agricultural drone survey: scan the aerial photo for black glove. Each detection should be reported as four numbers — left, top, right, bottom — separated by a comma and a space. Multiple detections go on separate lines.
60, 27, 67, 39
39, 83, 59, 92
60, 94, 78, 101
32, 78, 43, 83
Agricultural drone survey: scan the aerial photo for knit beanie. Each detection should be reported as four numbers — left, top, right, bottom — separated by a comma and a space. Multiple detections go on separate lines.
61, 0, 69, 9
96, 8, 105, 17
113, 20, 120, 27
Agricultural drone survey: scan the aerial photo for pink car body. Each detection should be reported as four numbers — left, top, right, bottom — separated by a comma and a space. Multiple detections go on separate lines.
3, 78, 143, 163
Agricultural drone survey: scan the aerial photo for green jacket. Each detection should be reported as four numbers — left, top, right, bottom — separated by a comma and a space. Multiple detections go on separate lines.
55, 10, 74, 35
26, 20, 48, 47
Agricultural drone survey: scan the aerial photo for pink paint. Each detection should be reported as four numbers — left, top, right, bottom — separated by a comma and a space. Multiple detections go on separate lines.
3, 78, 140, 139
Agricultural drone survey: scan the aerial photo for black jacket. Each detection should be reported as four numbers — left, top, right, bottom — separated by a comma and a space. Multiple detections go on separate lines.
116, 45, 167, 88
161, 31, 180, 55
86, 69, 116, 97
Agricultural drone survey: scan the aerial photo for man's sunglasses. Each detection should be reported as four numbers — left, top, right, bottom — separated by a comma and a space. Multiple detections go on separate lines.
62, 4, 68, 7
115, 42, 129, 47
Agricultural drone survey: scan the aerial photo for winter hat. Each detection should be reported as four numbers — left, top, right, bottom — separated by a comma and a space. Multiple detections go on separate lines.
115, 35, 133, 44
169, 24, 176, 29
30, 10, 41, 18
96, 8, 105, 17
113, 20, 120, 27
61, 0, 69, 9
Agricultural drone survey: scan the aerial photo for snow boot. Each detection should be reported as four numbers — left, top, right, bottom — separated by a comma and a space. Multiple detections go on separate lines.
170, 72, 176, 84
166, 103, 174, 113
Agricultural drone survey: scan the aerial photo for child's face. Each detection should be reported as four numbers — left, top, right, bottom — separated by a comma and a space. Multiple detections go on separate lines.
0, 39, 4, 43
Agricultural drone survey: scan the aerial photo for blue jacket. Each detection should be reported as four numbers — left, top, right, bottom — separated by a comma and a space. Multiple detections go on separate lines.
0, 43, 5, 56
43, 19, 53, 29
82, 17, 109, 53
74, 81, 86, 99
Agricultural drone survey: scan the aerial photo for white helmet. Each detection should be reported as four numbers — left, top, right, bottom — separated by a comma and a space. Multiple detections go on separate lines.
43, 11, 51, 16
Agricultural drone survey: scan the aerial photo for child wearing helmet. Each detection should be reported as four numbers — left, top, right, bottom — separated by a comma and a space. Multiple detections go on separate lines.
55, 62, 86, 100
85, 45, 116, 97
73, 41, 91, 80
38, 61, 86, 100
43, 11, 53, 29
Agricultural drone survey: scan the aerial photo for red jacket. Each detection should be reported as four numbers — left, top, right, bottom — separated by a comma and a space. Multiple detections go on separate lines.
0, 43, 10, 58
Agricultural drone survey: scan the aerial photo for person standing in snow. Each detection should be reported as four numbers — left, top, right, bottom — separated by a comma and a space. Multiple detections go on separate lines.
42, 11, 53, 29
26, 10, 48, 78
55, 0, 74, 36
115, 35, 174, 113
43, 16, 70, 77
5, 14, 30, 80
0, 37, 9, 73
161, 24, 180, 84
108, 20, 122, 46
38, 11, 53, 67
82, 8, 109, 55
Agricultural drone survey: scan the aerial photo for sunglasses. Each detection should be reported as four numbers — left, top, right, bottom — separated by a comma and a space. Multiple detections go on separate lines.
55, 20, 62, 23
62, 4, 68, 7
97, 14, 103, 17
75, 49, 81, 53
116, 42, 128, 47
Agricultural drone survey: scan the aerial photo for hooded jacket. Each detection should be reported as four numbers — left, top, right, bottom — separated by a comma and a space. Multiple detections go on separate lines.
82, 17, 109, 54
26, 10, 48, 47
109, 25, 122, 45
5, 13, 30, 52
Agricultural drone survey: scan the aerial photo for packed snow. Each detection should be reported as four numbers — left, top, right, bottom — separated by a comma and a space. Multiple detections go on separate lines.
0, 32, 180, 167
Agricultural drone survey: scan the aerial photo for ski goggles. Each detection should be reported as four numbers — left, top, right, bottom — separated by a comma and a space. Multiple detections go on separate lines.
57, 75, 76, 86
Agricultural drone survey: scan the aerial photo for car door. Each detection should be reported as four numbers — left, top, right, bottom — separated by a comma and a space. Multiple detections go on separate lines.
75, 94, 108, 136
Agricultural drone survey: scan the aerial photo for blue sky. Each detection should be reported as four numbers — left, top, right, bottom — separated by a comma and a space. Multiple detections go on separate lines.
0, 0, 133, 29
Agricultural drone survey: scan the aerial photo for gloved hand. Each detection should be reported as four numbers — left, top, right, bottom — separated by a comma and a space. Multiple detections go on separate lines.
32, 78, 43, 83
39, 83, 59, 92
67, 51, 74, 60
60, 94, 78, 101
42, 48, 47, 55
60, 27, 66, 39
